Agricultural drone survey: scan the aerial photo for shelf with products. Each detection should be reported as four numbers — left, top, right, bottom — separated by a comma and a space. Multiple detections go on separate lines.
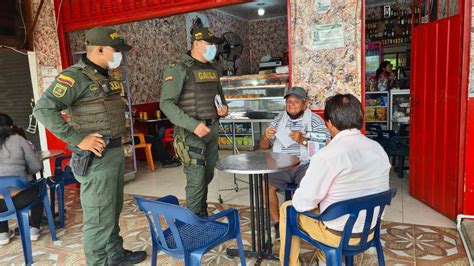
218, 122, 261, 150
365, 4, 413, 47
365, 92, 389, 128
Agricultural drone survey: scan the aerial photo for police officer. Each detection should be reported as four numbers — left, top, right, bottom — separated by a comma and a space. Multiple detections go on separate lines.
160, 27, 228, 216
33, 27, 146, 265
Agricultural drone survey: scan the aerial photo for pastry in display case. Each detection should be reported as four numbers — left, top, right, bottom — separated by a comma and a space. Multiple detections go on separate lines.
220, 73, 288, 119
219, 74, 288, 150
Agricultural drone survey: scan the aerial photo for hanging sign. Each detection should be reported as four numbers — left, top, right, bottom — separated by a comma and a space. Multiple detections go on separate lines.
312, 23, 344, 50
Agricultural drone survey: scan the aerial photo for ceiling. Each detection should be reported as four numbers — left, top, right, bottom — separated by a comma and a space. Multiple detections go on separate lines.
217, 0, 287, 21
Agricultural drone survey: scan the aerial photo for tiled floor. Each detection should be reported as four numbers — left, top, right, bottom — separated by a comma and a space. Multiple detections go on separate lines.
0, 190, 468, 265
125, 150, 456, 228
1, 150, 466, 265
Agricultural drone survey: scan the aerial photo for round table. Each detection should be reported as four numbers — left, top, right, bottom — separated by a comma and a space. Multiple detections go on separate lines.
37, 149, 65, 161
216, 151, 300, 262
37, 150, 65, 178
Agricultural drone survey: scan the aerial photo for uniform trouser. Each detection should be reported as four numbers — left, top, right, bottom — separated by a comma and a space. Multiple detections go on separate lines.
181, 122, 219, 214
74, 147, 125, 266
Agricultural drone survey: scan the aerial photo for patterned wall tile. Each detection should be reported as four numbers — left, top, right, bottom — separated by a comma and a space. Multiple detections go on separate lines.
68, 9, 286, 105
290, 0, 362, 110
249, 17, 289, 74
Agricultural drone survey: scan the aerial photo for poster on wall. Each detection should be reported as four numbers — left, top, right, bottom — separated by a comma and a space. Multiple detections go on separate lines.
312, 23, 344, 50
315, 0, 331, 13
185, 12, 210, 50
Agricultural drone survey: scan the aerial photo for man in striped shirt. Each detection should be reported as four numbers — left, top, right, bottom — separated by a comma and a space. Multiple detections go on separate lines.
259, 87, 329, 238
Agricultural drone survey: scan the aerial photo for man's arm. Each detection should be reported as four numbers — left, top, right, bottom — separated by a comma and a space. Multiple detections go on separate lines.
160, 64, 200, 132
33, 71, 86, 146
291, 155, 335, 212
259, 115, 280, 150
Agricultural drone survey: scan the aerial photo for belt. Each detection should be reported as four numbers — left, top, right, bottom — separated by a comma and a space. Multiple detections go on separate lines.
106, 138, 122, 149
327, 227, 375, 238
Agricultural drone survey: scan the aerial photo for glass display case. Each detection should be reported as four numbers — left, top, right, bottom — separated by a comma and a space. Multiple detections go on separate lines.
219, 74, 288, 150
221, 73, 288, 118
390, 89, 410, 131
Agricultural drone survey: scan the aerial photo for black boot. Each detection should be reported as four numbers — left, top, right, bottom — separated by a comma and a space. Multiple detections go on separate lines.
108, 250, 147, 265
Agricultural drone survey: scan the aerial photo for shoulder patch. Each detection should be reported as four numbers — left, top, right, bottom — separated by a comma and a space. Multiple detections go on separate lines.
52, 83, 68, 98
165, 76, 173, 82
57, 74, 75, 87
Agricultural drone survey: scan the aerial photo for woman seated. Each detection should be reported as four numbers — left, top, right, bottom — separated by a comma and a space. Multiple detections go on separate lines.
0, 113, 43, 245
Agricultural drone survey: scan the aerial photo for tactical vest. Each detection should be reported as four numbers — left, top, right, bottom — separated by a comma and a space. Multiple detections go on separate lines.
67, 61, 127, 139
177, 61, 219, 120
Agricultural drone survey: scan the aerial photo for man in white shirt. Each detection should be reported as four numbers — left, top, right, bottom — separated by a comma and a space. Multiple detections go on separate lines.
279, 94, 391, 265
259, 87, 329, 239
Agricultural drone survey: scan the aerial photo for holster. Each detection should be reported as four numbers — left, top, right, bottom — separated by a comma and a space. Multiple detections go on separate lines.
173, 127, 206, 166
67, 145, 92, 176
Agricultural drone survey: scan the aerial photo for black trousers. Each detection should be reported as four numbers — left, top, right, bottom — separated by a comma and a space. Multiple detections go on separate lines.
0, 185, 43, 232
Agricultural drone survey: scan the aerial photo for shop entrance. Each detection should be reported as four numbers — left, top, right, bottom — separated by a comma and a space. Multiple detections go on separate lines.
410, 0, 463, 220
364, 0, 465, 220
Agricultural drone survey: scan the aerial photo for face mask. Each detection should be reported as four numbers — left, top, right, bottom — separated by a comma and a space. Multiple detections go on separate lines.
108, 52, 122, 69
203, 45, 217, 62
287, 110, 305, 120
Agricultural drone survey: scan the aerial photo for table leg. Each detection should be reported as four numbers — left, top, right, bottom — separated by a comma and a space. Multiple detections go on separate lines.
249, 174, 256, 252
264, 173, 273, 254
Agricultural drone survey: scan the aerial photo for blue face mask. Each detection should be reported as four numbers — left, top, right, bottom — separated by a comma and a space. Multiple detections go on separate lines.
203, 45, 217, 62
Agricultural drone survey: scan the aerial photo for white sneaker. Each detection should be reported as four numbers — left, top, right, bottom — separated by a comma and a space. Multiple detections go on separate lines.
30, 227, 41, 241
0, 230, 15, 245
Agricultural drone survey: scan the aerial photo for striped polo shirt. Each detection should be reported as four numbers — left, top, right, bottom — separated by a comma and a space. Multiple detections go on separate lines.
270, 112, 330, 156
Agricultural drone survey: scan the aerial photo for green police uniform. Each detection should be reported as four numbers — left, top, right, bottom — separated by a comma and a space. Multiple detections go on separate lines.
33, 27, 142, 266
160, 49, 227, 215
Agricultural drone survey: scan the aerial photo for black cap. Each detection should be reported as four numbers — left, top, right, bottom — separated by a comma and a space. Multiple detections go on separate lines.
284, 86, 308, 100
191, 27, 224, 44
85, 26, 132, 52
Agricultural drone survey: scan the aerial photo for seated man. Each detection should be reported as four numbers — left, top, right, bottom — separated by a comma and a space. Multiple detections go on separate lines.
133, 132, 181, 168
279, 94, 391, 265
259, 86, 329, 238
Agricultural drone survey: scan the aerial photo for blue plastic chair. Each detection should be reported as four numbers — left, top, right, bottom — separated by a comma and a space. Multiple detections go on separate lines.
285, 183, 297, 201
0, 176, 58, 264
46, 155, 78, 228
283, 188, 397, 266
134, 195, 246, 266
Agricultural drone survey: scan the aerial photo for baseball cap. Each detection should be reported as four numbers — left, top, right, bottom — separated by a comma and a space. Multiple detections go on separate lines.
284, 86, 308, 100
191, 27, 224, 44
85, 26, 132, 52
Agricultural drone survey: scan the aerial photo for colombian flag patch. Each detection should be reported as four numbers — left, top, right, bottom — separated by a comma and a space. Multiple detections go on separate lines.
57, 74, 75, 87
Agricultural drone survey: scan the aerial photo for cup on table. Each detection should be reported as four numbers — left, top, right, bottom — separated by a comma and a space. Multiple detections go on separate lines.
155, 110, 161, 119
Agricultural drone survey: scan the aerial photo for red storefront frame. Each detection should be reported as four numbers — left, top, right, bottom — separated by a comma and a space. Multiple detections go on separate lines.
409, 0, 472, 219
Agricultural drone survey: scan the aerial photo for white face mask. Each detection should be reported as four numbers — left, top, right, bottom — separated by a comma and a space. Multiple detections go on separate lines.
202, 45, 217, 62
108, 52, 122, 69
